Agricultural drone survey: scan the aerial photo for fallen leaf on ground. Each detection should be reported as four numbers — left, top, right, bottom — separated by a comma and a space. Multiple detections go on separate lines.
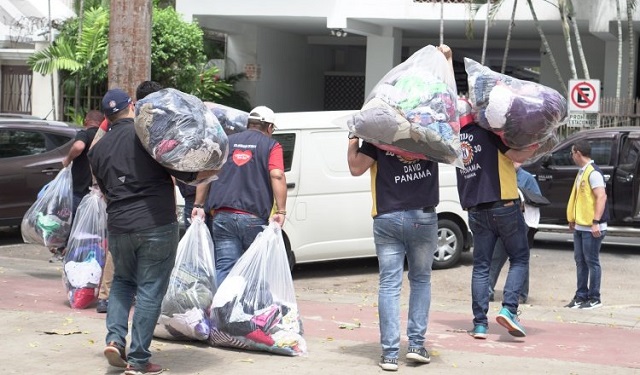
40, 329, 84, 335
338, 322, 361, 330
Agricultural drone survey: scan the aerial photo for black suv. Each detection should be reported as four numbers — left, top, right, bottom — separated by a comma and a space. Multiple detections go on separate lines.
524, 127, 640, 234
0, 118, 79, 227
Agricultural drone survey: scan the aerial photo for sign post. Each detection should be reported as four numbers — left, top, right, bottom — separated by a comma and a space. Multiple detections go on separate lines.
568, 79, 600, 128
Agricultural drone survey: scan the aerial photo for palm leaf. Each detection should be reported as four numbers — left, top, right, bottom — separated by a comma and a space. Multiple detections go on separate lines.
28, 38, 82, 74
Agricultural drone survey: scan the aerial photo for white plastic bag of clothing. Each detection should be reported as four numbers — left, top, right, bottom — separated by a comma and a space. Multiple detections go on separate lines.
464, 57, 568, 150
208, 222, 306, 356
21, 166, 74, 248
203, 102, 248, 135
61, 188, 108, 309
134, 88, 229, 175
348, 45, 463, 168
154, 217, 217, 341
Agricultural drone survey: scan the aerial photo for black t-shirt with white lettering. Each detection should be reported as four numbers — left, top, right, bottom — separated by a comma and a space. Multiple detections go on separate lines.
358, 141, 439, 217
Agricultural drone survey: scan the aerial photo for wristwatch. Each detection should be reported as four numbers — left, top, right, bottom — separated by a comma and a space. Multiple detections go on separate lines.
592, 219, 601, 224
193, 204, 204, 209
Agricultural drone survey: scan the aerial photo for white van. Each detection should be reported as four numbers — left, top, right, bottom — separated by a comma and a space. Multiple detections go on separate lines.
272, 110, 472, 269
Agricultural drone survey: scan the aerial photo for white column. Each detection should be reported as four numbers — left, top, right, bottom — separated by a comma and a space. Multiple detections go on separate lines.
31, 40, 60, 120
364, 28, 402, 98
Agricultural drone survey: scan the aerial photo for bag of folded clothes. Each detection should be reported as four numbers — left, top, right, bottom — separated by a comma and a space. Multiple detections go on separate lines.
203, 102, 248, 135
348, 45, 463, 167
21, 166, 74, 248
62, 189, 108, 309
465, 57, 568, 150
134, 88, 229, 174
208, 222, 306, 356
154, 217, 217, 341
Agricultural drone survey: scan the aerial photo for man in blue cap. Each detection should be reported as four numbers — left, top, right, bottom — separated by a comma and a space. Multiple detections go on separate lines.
88, 88, 217, 375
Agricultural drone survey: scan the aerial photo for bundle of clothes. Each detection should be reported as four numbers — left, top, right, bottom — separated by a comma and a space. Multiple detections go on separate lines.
208, 223, 306, 356
465, 57, 568, 151
21, 166, 73, 248
204, 102, 248, 135
62, 189, 108, 309
134, 88, 229, 181
348, 45, 463, 167
154, 218, 217, 341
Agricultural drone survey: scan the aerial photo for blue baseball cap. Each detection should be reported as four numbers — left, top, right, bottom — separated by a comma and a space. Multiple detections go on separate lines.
101, 88, 132, 115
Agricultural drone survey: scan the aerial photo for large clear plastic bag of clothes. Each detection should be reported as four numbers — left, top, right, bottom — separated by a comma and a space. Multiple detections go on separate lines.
208, 222, 306, 356
465, 57, 568, 150
154, 217, 217, 341
134, 88, 230, 175
348, 45, 463, 168
21, 166, 74, 247
203, 102, 248, 135
62, 188, 107, 309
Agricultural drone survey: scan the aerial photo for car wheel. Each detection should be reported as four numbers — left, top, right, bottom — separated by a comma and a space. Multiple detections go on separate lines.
433, 218, 463, 269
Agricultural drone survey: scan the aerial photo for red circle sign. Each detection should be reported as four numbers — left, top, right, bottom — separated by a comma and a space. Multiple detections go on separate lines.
571, 82, 596, 109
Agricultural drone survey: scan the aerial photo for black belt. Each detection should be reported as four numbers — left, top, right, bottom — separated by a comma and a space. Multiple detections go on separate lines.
422, 206, 435, 213
468, 199, 519, 212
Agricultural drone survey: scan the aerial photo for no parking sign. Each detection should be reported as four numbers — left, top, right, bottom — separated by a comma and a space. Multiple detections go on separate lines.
568, 79, 600, 113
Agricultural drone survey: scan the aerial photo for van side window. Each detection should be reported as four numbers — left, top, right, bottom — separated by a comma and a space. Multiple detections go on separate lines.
272, 133, 296, 172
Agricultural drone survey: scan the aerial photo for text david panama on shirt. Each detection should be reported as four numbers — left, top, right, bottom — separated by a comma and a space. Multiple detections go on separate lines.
394, 163, 432, 184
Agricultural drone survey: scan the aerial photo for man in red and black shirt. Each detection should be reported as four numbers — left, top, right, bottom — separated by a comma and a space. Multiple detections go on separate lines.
195, 106, 287, 286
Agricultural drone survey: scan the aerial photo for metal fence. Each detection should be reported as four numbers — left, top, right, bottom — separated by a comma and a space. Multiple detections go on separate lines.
556, 97, 640, 140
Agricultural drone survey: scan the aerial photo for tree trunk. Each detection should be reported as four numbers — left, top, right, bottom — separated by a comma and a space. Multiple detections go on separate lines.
527, 0, 567, 95
570, 16, 590, 79
440, 0, 444, 45
108, 0, 152, 98
560, 2, 577, 79
481, 0, 490, 65
616, 0, 623, 103
74, 0, 84, 117
501, 0, 518, 73
627, 0, 636, 100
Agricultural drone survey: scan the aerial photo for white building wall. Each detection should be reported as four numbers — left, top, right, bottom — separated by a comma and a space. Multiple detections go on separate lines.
254, 27, 328, 111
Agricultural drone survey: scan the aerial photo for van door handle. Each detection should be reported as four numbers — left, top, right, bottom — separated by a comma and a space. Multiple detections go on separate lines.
41, 168, 60, 174
287, 183, 296, 189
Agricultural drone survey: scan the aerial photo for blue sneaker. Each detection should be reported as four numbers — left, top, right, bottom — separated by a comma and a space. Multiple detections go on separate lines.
496, 307, 526, 337
468, 325, 487, 339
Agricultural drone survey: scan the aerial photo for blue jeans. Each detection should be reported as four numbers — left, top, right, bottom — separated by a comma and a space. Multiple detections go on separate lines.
106, 222, 179, 369
211, 211, 267, 286
573, 230, 606, 300
468, 204, 529, 327
373, 209, 437, 359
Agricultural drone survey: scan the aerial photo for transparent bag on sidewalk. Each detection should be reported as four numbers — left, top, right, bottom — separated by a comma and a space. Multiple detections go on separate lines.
154, 216, 217, 341
61, 188, 108, 309
208, 222, 306, 356
21, 165, 74, 248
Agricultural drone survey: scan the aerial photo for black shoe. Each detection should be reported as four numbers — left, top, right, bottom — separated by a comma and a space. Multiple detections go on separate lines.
564, 297, 586, 309
96, 299, 108, 313
406, 347, 431, 363
579, 298, 602, 310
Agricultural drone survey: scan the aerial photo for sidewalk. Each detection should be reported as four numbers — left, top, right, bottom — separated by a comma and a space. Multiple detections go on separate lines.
0, 243, 639, 374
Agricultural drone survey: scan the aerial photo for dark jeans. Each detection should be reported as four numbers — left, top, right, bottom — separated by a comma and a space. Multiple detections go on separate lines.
105, 222, 179, 368
489, 227, 536, 301
468, 203, 529, 327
